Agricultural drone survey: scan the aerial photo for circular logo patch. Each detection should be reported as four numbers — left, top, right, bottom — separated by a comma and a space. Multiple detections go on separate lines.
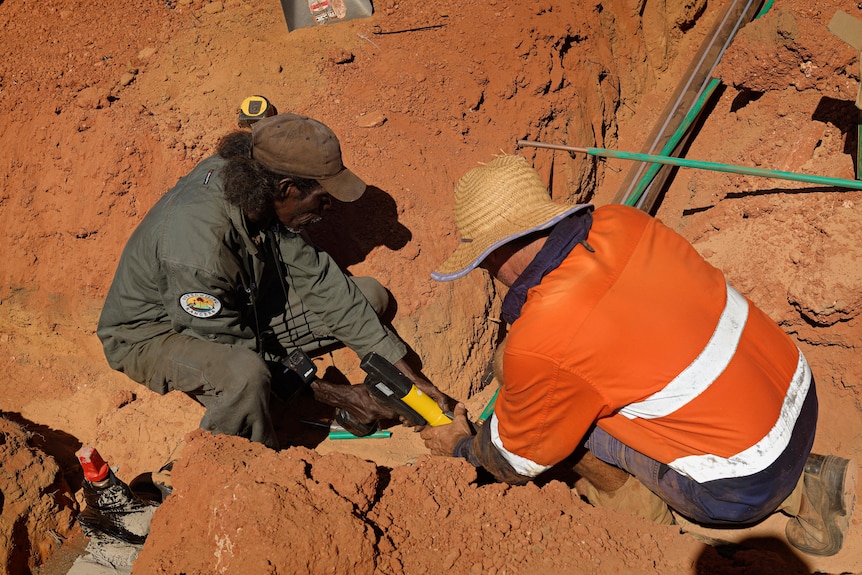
179, 292, 222, 318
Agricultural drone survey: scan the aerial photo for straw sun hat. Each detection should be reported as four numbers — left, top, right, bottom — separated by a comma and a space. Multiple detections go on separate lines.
431, 154, 589, 281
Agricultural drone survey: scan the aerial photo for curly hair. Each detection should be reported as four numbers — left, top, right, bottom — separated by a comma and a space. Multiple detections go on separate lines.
217, 131, 281, 216
216, 130, 323, 219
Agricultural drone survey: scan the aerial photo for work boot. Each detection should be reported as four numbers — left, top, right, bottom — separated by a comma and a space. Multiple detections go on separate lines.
785, 454, 857, 556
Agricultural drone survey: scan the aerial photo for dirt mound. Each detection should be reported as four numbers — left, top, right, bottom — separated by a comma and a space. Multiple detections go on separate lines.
1, 0, 862, 574
134, 430, 811, 575
0, 416, 76, 574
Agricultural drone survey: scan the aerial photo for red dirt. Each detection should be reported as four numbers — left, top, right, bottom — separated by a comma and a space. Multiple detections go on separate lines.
1, 0, 862, 574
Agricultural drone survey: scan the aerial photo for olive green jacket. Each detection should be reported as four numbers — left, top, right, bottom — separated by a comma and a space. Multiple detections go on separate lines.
97, 154, 406, 383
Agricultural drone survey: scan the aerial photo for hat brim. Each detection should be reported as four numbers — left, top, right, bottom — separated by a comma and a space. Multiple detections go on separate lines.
318, 168, 366, 202
431, 203, 591, 282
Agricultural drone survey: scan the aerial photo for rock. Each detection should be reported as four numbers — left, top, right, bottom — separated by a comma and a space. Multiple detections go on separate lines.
357, 111, 387, 128
119, 71, 136, 87
202, 1, 223, 15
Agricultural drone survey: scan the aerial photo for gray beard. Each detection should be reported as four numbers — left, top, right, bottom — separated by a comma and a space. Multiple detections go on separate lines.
286, 216, 323, 234
286, 215, 322, 234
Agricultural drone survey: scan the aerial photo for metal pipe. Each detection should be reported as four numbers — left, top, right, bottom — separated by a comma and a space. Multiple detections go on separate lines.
518, 140, 862, 191
619, 78, 720, 207
612, 0, 769, 210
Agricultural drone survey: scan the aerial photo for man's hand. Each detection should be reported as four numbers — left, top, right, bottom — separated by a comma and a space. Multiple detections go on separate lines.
393, 358, 456, 413
420, 403, 473, 455
310, 379, 398, 424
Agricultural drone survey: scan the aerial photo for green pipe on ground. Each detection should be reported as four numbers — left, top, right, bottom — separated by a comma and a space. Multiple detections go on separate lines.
518, 140, 862, 191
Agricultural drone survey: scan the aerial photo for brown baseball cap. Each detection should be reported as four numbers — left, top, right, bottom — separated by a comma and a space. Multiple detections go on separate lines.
251, 113, 366, 202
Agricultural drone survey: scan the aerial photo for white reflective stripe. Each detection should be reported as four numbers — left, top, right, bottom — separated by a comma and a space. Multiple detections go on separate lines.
669, 351, 811, 483
489, 414, 552, 478
620, 284, 749, 420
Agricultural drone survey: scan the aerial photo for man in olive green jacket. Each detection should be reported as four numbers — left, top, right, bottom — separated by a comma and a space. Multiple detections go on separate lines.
98, 113, 447, 449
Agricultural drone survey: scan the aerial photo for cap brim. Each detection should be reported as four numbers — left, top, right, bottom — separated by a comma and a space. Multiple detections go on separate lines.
431, 203, 591, 282
318, 168, 366, 202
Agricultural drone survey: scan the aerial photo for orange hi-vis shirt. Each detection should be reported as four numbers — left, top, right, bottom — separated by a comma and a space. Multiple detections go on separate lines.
492, 204, 811, 482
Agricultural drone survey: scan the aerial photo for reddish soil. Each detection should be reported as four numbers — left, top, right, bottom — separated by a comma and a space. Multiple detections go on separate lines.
1, 0, 862, 574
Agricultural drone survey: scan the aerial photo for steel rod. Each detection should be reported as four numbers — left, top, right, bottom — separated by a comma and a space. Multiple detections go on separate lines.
517, 140, 862, 191
624, 77, 722, 209
612, 0, 767, 209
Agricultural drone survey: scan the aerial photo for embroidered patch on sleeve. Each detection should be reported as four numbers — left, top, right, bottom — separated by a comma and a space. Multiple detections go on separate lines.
179, 292, 222, 318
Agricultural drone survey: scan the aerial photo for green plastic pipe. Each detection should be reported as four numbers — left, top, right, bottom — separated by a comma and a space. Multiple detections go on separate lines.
613, 0, 769, 209
756, 0, 774, 18
621, 77, 722, 208
328, 429, 392, 440
517, 140, 862, 191
477, 387, 500, 423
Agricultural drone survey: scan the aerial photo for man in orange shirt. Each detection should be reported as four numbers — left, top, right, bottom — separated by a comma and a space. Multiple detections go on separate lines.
422, 154, 856, 556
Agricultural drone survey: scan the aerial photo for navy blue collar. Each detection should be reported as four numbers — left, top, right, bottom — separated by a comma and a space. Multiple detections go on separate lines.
500, 208, 593, 325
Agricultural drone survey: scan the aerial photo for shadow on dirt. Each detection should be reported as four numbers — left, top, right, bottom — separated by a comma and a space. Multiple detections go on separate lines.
694, 536, 811, 574
306, 186, 412, 269
812, 96, 861, 163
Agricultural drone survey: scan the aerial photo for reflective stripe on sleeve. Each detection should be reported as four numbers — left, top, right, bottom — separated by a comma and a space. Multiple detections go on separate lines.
489, 414, 553, 478
669, 351, 811, 482
620, 284, 748, 420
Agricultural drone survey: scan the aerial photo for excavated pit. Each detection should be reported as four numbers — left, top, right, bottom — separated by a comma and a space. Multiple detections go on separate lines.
1, 1, 861, 574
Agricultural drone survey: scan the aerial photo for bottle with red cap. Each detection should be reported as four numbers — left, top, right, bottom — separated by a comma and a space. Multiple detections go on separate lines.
75, 446, 158, 545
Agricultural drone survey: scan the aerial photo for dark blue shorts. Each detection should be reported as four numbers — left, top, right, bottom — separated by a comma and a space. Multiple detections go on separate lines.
584, 379, 818, 526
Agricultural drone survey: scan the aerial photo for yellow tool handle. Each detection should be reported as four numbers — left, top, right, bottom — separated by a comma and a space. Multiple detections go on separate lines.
402, 387, 452, 426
